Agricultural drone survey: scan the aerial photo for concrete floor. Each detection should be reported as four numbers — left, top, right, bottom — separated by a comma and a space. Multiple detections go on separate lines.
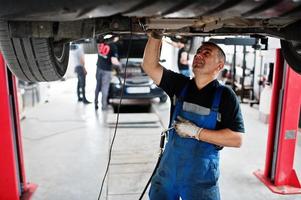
21, 78, 301, 200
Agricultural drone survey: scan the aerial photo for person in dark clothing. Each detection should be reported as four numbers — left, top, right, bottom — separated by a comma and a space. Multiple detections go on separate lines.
94, 36, 121, 110
143, 31, 244, 200
75, 65, 89, 103
163, 38, 190, 76
177, 41, 190, 77
71, 44, 91, 104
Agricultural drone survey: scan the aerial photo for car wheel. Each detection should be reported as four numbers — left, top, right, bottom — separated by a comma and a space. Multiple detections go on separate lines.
280, 40, 301, 75
0, 21, 69, 82
160, 95, 168, 103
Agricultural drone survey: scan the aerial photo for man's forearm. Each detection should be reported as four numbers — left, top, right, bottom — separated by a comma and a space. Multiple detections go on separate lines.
142, 37, 163, 85
111, 57, 121, 67
197, 128, 243, 148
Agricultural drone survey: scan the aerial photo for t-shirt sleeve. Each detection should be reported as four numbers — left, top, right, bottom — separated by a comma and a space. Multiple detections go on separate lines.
159, 68, 189, 97
110, 43, 119, 58
219, 86, 245, 133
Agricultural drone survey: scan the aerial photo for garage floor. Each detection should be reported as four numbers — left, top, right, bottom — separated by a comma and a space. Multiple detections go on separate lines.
21, 78, 301, 200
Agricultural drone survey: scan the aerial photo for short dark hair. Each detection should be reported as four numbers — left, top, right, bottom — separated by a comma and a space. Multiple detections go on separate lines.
201, 42, 226, 62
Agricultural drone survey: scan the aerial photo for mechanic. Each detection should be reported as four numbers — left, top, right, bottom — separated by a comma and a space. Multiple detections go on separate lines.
71, 43, 91, 104
142, 32, 244, 200
94, 35, 122, 110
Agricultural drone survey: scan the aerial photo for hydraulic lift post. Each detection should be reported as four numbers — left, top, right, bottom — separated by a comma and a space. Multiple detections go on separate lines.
0, 53, 37, 200
254, 49, 301, 194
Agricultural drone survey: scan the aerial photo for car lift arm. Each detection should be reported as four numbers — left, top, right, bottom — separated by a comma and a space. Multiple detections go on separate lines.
0, 53, 37, 200
254, 49, 301, 194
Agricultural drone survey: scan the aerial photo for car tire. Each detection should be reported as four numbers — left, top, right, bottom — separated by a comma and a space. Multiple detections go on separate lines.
0, 21, 69, 82
280, 40, 301, 75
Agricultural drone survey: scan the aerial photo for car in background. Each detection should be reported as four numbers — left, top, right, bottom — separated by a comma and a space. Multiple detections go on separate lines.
108, 36, 167, 112
0, 0, 301, 83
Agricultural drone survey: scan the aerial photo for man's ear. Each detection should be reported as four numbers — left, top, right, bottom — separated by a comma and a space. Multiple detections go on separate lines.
217, 63, 224, 71
214, 65, 222, 74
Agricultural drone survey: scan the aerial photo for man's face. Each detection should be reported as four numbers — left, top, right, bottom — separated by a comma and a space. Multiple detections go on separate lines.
192, 44, 224, 77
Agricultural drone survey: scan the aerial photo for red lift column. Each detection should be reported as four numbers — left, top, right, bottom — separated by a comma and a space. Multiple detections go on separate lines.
254, 49, 301, 194
0, 53, 37, 199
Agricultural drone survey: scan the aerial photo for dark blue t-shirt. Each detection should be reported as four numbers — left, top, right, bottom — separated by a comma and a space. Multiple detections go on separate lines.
96, 42, 119, 71
159, 68, 245, 133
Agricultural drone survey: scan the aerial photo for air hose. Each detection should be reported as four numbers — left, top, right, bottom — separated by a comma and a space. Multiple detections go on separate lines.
138, 129, 168, 200
97, 29, 133, 199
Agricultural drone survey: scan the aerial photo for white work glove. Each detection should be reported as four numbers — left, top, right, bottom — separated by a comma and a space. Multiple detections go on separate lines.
174, 116, 203, 140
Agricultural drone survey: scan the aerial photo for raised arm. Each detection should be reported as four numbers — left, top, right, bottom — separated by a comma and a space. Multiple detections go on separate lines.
142, 36, 164, 85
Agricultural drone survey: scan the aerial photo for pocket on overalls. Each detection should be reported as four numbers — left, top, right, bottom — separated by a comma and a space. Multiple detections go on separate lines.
190, 158, 219, 186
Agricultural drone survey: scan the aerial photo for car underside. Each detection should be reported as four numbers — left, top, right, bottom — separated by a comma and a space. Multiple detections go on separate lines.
0, 0, 301, 82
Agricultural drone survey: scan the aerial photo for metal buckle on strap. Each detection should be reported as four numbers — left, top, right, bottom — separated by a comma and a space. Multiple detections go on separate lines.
163, 126, 174, 134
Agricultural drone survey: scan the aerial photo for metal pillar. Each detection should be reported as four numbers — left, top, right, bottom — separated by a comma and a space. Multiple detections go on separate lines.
231, 45, 237, 90
254, 49, 301, 194
241, 45, 247, 103
0, 53, 37, 200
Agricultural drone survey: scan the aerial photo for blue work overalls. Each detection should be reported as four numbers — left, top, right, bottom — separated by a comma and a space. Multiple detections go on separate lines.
149, 82, 224, 200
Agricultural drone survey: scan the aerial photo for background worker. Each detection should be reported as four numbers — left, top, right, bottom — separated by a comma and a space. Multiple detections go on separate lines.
163, 37, 190, 77
94, 36, 121, 110
71, 43, 91, 104
142, 32, 245, 200
177, 40, 190, 77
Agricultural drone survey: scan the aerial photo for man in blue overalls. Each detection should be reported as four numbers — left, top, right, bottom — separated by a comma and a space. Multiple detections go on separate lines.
142, 32, 245, 200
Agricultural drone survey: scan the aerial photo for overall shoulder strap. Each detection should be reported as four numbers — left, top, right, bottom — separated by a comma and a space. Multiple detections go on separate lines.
169, 81, 190, 127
